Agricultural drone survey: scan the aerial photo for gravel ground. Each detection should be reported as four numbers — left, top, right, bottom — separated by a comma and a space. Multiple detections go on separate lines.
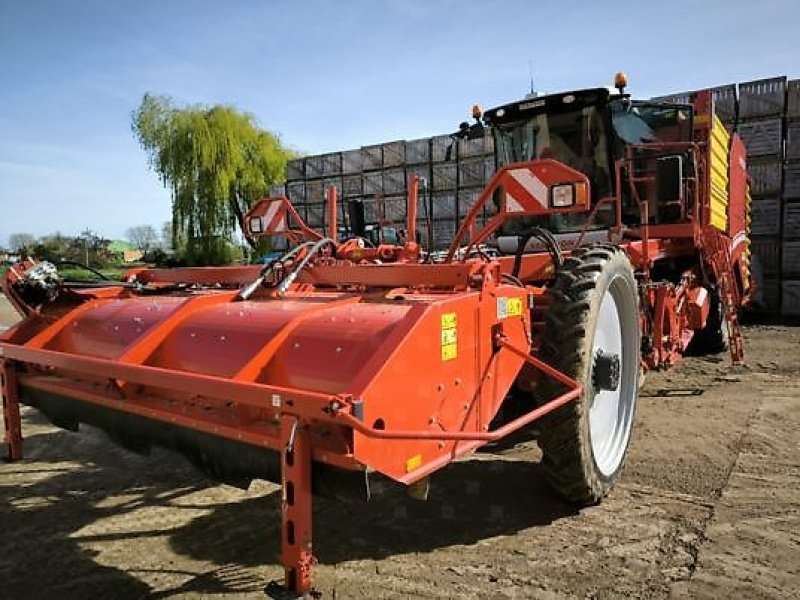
1, 293, 798, 599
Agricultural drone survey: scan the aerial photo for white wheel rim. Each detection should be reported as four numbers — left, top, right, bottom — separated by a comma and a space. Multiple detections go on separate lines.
589, 275, 638, 477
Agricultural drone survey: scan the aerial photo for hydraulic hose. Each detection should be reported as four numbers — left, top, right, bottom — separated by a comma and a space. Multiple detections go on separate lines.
236, 242, 315, 301
275, 238, 338, 297
512, 227, 563, 278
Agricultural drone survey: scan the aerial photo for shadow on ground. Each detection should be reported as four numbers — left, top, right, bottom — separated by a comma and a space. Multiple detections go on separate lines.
0, 426, 211, 599
1, 419, 576, 598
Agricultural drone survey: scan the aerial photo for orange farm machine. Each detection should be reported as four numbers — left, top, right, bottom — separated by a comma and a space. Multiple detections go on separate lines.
1, 75, 751, 598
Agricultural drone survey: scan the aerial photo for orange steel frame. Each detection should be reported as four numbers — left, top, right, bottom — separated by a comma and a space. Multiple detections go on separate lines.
0, 274, 582, 598
0, 89, 749, 599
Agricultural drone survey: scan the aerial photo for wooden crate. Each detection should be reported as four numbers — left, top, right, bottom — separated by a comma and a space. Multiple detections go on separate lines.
342, 174, 362, 198
750, 237, 781, 276
431, 135, 455, 162
650, 91, 693, 104
361, 145, 383, 171
458, 187, 484, 217
785, 162, 800, 199
432, 163, 457, 191
286, 158, 305, 181
782, 280, 800, 316
738, 118, 784, 157
406, 164, 430, 191
739, 77, 787, 119
786, 121, 800, 160
362, 172, 383, 196
382, 168, 407, 194
712, 84, 738, 124
782, 240, 800, 277
286, 181, 306, 204
405, 138, 431, 165
747, 160, 783, 195
362, 196, 406, 223
485, 155, 497, 179
321, 153, 342, 176
458, 157, 487, 188
305, 179, 324, 204
322, 177, 342, 199
431, 192, 456, 219
305, 155, 324, 179
306, 204, 325, 227
784, 201, 800, 239
432, 219, 457, 249
786, 79, 800, 119
382, 141, 406, 168
341, 149, 362, 175
750, 197, 781, 236
458, 133, 494, 159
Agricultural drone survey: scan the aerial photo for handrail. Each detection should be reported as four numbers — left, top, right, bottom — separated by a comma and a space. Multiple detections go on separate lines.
333, 336, 582, 441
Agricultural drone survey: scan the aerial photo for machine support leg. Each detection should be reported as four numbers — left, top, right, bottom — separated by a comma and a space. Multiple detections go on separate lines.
267, 415, 317, 599
1, 361, 22, 461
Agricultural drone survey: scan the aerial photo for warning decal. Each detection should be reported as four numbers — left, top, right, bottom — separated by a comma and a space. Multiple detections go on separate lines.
497, 296, 524, 319
441, 312, 457, 361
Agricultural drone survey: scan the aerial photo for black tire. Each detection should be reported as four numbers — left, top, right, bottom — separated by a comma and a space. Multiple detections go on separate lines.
537, 245, 641, 505
687, 286, 728, 355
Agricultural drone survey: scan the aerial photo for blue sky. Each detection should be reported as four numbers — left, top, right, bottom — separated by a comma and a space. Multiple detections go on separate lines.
1, 0, 797, 245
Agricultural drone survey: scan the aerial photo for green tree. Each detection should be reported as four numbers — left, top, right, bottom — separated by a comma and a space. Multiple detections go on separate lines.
132, 93, 292, 265
29, 231, 113, 267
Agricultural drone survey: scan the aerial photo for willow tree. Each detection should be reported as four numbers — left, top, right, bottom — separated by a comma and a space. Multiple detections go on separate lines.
132, 93, 292, 265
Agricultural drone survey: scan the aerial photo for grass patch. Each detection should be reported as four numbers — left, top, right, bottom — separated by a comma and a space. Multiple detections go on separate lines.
57, 267, 127, 282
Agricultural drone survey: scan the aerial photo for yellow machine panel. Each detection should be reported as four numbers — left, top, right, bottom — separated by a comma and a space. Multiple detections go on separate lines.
709, 114, 730, 232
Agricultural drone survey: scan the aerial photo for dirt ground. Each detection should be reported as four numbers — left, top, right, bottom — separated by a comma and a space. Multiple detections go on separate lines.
1, 293, 798, 599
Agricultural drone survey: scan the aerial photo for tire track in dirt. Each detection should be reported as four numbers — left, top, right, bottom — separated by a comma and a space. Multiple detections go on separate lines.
669, 379, 800, 599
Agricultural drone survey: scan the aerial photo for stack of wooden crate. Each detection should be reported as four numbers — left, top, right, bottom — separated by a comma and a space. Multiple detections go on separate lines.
783, 80, 800, 315
279, 132, 496, 250
273, 75, 798, 315
739, 77, 788, 315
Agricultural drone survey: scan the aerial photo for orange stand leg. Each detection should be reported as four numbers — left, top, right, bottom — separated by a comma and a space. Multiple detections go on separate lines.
266, 416, 318, 599
1, 361, 22, 461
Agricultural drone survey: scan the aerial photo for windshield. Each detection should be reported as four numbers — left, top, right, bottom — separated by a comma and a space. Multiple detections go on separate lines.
495, 104, 612, 199
611, 101, 692, 144
493, 104, 613, 234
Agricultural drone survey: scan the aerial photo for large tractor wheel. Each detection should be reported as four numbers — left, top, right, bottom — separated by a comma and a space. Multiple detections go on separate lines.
537, 245, 641, 505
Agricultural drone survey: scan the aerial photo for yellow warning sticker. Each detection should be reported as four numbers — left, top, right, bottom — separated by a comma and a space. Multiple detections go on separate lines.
406, 454, 423, 472
497, 296, 524, 319
441, 312, 457, 361
441, 343, 458, 361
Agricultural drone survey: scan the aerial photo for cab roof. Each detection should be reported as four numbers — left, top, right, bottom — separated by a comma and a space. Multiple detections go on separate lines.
484, 88, 621, 126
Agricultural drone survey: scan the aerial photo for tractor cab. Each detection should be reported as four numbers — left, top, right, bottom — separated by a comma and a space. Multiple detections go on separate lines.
475, 80, 695, 252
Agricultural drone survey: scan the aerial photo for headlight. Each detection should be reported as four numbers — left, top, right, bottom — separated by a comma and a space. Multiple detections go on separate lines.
249, 216, 264, 233
550, 184, 575, 208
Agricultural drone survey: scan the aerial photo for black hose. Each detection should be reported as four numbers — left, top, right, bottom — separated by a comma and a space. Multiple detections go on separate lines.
511, 227, 563, 278
57, 260, 114, 281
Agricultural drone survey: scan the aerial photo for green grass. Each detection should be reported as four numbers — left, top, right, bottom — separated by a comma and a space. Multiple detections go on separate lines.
57, 267, 127, 282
